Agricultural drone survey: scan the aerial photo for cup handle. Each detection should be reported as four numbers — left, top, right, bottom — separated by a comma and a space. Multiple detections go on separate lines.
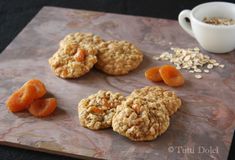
178, 10, 194, 38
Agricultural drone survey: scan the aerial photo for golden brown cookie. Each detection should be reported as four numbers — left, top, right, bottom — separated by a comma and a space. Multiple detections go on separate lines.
129, 86, 181, 116
78, 90, 125, 130
112, 96, 170, 141
48, 47, 97, 78
48, 32, 104, 78
60, 32, 104, 54
95, 40, 144, 75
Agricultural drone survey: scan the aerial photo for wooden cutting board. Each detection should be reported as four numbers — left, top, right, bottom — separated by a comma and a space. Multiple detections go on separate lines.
0, 6, 234, 160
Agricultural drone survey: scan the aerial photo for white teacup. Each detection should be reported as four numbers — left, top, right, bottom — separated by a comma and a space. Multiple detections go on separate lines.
178, 2, 235, 53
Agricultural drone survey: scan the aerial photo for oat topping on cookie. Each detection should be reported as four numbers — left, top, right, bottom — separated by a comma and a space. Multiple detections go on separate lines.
60, 32, 104, 54
48, 47, 97, 78
95, 40, 144, 75
112, 96, 170, 141
78, 90, 125, 130
129, 86, 181, 116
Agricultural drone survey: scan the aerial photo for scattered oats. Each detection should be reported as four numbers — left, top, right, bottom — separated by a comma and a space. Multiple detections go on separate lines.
219, 64, 225, 68
153, 56, 160, 60
184, 55, 191, 61
189, 70, 194, 73
207, 64, 214, 69
192, 66, 198, 69
195, 74, 202, 79
209, 59, 217, 64
176, 66, 181, 70
153, 47, 225, 79
194, 68, 202, 73
204, 69, 210, 73
181, 65, 186, 69
204, 55, 210, 59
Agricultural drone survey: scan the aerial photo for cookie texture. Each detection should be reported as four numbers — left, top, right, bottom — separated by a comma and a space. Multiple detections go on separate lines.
60, 32, 104, 54
130, 86, 181, 116
48, 48, 97, 78
112, 96, 170, 141
48, 32, 104, 78
78, 90, 125, 130
95, 40, 144, 75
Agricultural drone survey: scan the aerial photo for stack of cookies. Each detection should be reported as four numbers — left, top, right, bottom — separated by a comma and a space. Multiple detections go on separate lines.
48, 32, 144, 78
78, 86, 181, 141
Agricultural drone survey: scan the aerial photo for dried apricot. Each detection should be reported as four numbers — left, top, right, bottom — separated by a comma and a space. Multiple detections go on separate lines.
23, 79, 46, 99
159, 65, 185, 87
145, 66, 163, 82
74, 48, 86, 62
65, 43, 78, 55
28, 98, 57, 117
91, 106, 104, 114
6, 85, 37, 112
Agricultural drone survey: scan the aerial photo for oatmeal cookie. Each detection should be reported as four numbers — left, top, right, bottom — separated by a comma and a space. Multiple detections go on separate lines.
95, 40, 144, 75
48, 32, 104, 78
60, 32, 104, 54
78, 90, 125, 130
129, 86, 181, 116
112, 96, 169, 141
48, 47, 97, 78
